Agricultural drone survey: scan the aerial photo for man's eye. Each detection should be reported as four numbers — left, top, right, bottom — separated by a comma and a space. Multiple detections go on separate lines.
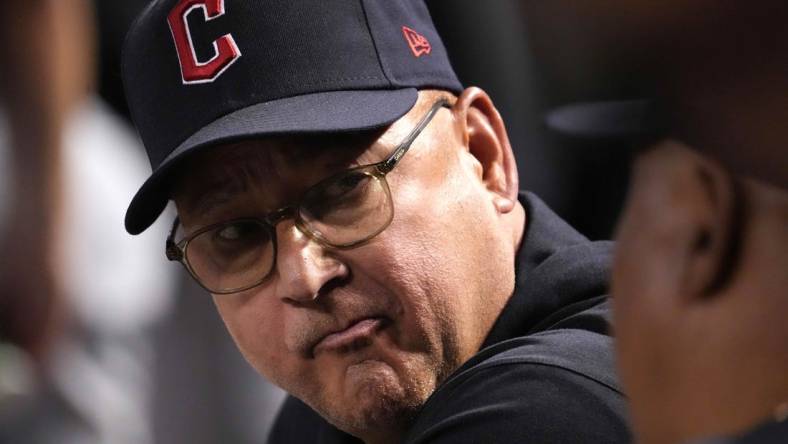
218, 225, 242, 241
339, 172, 366, 189
324, 172, 368, 199
214, 221, 261, 243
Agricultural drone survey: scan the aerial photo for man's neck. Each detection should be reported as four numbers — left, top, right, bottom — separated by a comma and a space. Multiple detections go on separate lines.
361, 428, 404, 444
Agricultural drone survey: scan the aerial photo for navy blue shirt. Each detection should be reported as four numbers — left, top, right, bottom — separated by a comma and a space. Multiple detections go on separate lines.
692, 419, 788, 444
269, 193, 630, 443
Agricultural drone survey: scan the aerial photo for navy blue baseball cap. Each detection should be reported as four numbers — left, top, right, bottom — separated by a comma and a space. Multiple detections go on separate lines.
123, 0, 462, 234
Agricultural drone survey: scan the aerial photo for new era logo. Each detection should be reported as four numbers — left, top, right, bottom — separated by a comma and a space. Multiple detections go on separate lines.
402, 26, 431, 57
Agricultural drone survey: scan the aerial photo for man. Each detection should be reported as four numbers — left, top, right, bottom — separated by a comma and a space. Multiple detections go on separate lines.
613, 142, 788, 444
604, 1, 788, 441
538, 2, 788, 442
122, 1, 629, 442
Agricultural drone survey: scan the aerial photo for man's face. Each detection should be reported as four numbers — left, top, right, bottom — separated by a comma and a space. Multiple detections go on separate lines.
612, 142, 788, 444
173, 93, 519, 439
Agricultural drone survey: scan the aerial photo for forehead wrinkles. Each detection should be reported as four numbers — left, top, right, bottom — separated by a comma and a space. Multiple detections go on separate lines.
177, 133, 382, 213
192, 144, 331, 209
216, 143, 303, 195
178, 144, 282, 208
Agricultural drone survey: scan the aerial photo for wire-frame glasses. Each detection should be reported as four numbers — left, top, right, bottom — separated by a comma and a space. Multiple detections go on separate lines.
165, 99, 451, 294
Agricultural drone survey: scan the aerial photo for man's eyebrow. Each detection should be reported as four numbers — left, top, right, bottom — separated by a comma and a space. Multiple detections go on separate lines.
178, 133, 382, 220
184, 175, 250, 221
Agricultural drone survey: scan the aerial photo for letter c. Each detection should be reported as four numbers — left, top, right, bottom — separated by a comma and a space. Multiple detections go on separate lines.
167, 0, 241, 85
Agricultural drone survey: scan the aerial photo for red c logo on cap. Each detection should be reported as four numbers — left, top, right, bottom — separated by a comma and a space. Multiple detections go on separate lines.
168, 0, 241, 85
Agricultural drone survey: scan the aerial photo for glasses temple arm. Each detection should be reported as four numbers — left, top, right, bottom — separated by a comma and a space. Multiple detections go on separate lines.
379, 99, 451, 174
165, 217, 183, 261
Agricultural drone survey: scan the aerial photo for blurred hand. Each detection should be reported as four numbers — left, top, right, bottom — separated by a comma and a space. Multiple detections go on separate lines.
0, 0, 95, 360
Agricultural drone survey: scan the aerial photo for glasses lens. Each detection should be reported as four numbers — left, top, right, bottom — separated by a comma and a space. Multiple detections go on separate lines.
186, 219, 274, 292
299, 169, 393, 246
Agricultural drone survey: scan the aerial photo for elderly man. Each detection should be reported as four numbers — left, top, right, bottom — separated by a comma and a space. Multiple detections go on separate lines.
122, 1, 629, 442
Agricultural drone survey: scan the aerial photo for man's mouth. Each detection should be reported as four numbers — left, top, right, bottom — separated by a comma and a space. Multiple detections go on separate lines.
313, 317, 389, 356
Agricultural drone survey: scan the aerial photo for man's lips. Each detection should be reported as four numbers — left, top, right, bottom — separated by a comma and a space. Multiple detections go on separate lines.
312, 317, 388, 356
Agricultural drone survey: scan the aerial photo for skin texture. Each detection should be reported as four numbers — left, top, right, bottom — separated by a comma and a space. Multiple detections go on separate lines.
612, 142, 788, 444
174, 88, 525, 443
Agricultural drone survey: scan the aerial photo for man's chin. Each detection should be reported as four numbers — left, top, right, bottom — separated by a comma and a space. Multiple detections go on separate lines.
318, 359, 426, 438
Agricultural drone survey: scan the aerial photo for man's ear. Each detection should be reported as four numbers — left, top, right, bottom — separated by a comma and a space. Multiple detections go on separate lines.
677, 153, 741, 303
452, 87, 519, 213
622, 142, 740, 305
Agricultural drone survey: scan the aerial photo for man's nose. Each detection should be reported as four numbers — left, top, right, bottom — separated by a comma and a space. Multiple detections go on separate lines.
273, 221, 348, 304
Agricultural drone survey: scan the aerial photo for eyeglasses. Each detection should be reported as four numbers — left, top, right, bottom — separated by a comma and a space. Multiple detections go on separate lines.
166, 99, 451, 294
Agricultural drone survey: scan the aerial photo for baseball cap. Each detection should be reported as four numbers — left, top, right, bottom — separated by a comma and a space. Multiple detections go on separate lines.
122, 0, 462, 234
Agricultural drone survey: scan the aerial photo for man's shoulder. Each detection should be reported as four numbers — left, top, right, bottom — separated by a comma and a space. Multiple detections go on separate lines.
404, 320, 630, 443
398, 194, 630, 443
691, 419, 788, 444
464, 316, 622, 394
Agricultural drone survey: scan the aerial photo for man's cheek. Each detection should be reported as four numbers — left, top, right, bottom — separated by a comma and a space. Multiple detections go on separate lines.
213, 301, 292, 379
243, 333, 320, 400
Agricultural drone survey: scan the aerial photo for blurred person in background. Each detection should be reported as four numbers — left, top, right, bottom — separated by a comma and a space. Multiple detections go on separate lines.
608, 2, 788, 442
0, 0, 69, 369
533, 0, 786, 187
0, 1, 175, 443
614, 141, 787, 444
536, 1, 787, 442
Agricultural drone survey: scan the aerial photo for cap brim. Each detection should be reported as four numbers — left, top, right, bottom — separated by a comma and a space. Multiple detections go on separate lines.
125, 88, 419, 234
544, 100, 657, 139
